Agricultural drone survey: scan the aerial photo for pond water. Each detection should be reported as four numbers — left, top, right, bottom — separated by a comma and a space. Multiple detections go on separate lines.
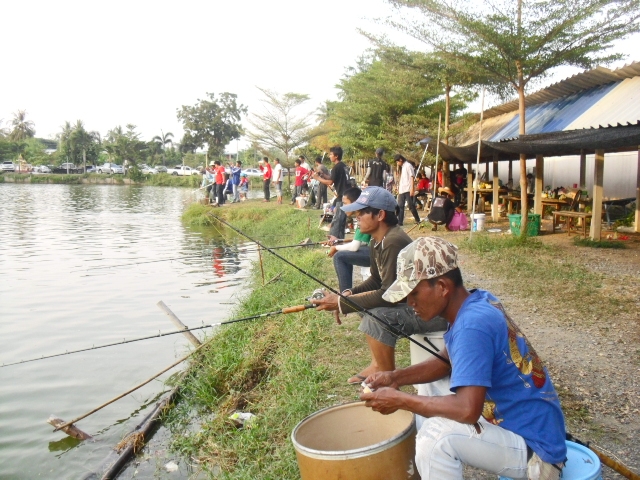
0, 183, 256, 479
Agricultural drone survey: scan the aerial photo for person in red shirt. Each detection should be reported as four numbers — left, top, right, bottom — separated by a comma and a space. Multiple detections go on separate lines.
290, 158, 309, 205
415, 172, 431, 209
259, 157, 272, 202
213, 161, 226, 205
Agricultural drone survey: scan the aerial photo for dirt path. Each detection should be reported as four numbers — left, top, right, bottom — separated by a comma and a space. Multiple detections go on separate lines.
407, 221, 640, 479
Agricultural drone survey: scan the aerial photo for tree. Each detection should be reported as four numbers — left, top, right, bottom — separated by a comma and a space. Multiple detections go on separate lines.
177, 92, 246, 158
327, 50, 459, 160
103, 124, 147, 166
383, 0, 640, 233
151, 130, 174, 166
247, 88, 324, 161
9, 110, 36, 141
71, 120, 100, 172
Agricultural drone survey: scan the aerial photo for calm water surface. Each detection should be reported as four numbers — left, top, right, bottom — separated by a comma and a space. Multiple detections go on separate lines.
0, 184, 255, 479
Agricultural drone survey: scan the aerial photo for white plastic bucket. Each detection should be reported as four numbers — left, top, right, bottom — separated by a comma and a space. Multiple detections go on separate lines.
471, 213, 486, 232
296, 196, 307, 208
409, 333, 452, 398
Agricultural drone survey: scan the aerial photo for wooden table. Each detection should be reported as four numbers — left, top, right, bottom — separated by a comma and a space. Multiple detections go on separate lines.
541, 198, 570, 211
477, 188, 509, 213
501, 194, 533, 214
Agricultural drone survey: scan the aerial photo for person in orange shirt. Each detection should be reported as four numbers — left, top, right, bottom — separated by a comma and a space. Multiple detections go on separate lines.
214, 161, 225, 205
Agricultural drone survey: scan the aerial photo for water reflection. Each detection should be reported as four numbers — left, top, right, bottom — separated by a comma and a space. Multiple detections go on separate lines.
0, 183, 255, 480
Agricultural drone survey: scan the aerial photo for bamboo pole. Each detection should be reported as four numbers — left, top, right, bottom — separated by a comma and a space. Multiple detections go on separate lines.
469, 87, 486, 241
156, 301, 202, 347
53, 345, 204, 433
257, 246, 266, 285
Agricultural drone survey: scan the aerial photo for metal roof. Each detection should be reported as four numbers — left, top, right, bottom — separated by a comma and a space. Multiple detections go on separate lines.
455, 61, 640, 146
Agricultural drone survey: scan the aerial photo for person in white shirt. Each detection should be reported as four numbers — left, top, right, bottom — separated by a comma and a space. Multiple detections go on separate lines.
395, 154, 421, 226
272, 158, 284, 204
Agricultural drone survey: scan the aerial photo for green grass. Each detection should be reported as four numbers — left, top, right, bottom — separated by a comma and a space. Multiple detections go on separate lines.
167, 201, 411, 478
572, 237, 626, 249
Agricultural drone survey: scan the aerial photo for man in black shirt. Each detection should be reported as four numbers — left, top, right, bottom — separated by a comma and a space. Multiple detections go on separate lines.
315, 145, 348, 238
363, 147, 389, 187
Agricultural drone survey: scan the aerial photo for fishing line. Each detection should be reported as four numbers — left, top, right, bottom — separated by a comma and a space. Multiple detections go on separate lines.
207, 212, 449, 366
1, 305, 316, 368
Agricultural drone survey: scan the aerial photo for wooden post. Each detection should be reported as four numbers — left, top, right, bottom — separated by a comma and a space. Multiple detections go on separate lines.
466, 162, 473, 213
534, 155, 544, 216
579, 149, 587, 188
258, 246, 266, 285
590, 149, 604, 240
636, 146, 640, 233
157, 301, 202, 347
508, 160, 513, 188
492, 155, 499, 222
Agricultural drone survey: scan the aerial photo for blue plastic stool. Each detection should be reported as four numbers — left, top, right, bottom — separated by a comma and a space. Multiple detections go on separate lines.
498, 440, 602, 480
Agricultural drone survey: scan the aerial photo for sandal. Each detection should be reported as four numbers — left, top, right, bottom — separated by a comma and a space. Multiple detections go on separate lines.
347, 375, 367, 385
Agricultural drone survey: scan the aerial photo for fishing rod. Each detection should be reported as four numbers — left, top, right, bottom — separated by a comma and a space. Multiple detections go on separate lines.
1, 304, 316, 368
245, 239, 346, 251
81, 253, 213, 271
207, 212, 449, 366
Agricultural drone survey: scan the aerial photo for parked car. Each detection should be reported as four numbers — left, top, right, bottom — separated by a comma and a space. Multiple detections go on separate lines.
86, 165, 97, 173
155, 165, 168, 173
242, 168, 262, 177
166, 165, 199, 176
98, 163, 124, 174
141, 165, 158, 174
59, 162, 76, 171
2, 161, 16, 172
33, 165, 52, 173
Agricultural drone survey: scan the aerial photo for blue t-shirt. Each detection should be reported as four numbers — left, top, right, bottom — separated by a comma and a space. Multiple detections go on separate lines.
231, 166, 242, 185
444, 289, 566, 464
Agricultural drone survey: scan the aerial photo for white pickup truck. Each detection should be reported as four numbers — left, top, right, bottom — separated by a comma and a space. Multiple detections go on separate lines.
166, 165, 201, 176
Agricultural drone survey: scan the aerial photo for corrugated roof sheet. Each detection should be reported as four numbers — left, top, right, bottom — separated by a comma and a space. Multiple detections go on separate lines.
455, 61, 640, 146
565, 76, 640, 129
489, 82, 618, 140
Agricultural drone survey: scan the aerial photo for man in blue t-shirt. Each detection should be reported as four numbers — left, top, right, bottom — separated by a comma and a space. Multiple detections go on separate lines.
360, 237, 566, 480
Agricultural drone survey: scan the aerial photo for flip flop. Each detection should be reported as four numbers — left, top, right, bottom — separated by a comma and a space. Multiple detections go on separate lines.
347, 375, 366, 385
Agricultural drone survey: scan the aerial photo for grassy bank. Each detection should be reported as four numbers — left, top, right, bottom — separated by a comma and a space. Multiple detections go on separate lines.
167, 201, 411, 478
0, 172, 201, 187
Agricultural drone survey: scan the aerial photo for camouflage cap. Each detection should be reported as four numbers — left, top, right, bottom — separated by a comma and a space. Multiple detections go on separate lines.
382, 237, 459, 303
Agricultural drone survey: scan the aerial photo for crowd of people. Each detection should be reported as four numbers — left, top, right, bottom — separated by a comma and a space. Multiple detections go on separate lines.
202, 145, 568, 479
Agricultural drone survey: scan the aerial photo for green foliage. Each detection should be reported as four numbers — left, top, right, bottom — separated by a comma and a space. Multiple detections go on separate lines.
572, 238, 626, 249
144, 173, 200, 187
127, 164, 144, 183
102, 124, 148, 166
327, 49, 457, 159
386, 0, 640, 94
177, 92, 247, 158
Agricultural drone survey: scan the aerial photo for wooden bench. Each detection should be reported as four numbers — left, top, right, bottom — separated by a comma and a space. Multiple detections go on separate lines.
551, 191, 592, 237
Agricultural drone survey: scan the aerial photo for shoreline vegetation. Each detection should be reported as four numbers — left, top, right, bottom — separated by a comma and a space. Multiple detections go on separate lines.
169, 200, 639, 478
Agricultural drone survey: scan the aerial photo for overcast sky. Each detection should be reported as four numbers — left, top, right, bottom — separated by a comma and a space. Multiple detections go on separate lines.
3, 0, 638, 152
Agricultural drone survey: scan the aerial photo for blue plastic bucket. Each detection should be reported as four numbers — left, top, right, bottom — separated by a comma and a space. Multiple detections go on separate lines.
498, 440, 601, 480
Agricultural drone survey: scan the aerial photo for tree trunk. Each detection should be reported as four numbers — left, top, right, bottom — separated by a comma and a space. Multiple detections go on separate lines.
83, 148, 87, 173
516, 63, 528, 235
442, 83, 451, 187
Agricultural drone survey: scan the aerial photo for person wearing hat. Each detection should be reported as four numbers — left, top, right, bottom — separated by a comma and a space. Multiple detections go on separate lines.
360, 237, 567, 480
363, 147, 389, 188
428, 187, 456, 231
311, 187, 447, 384
394, 154, 422, 226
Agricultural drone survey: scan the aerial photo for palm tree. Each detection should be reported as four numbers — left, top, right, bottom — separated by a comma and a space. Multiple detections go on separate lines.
9, 110, 36, 141
0, 118, 8, 138
151, 130, 174, 166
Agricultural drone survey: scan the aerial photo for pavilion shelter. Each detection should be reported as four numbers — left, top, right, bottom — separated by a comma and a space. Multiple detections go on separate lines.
434, 62, 640, 239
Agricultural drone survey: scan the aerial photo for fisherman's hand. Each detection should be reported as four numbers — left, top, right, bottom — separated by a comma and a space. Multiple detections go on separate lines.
365, 371, 399, 390
323, 235, 339, 246
327, 246, 338, 258
311, 292, 340, 312
360, 387, 402, 415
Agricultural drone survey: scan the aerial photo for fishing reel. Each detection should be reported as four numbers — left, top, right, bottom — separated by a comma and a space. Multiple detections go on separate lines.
306, 288, 326, 302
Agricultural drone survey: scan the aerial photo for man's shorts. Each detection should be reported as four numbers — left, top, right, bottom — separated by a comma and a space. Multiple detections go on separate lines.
275, 181, 283, 196
359, 305, 448, 347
